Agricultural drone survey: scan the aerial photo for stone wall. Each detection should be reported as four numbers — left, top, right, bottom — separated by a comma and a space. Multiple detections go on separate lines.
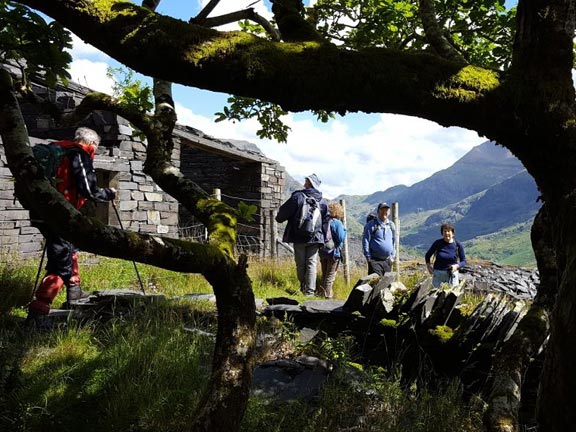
180, 144, 285, 256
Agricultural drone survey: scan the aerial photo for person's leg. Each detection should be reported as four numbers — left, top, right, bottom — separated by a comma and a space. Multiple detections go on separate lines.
27, 232, 72, 318
432, 269, 450, 288
69, 250, 81, 287
67, 250, 90, 302
323, 257, 340, 298
303, 244, 321, 295
317, 257, 329, 297
369, 259, 389, 277
293, 243, 307, 292
367, 259, 379, 276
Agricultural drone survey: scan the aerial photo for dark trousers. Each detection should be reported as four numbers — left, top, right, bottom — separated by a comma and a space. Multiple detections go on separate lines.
38, 224, 74, 283
367, 257, 391, 277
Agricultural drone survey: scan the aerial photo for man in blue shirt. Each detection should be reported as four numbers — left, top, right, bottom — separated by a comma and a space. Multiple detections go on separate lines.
362, 202, 396, 276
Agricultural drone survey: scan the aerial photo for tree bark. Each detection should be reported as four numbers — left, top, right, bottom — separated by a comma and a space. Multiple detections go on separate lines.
485, 203, 557, 432
536, 193, 576, 431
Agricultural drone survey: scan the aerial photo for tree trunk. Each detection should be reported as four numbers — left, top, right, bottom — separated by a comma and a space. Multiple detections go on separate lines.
192, 255, 256, 431
537, 193, 576, 431
0, 68, 257, 432
485, 203, 557, 432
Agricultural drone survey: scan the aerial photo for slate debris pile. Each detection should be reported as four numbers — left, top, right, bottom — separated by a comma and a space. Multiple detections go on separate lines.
460, 263, 538, 299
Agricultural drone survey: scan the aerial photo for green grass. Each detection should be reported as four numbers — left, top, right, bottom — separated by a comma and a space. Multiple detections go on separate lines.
0, 254, 484, 432
463, 221, 536, 267
1, 305, 214, 432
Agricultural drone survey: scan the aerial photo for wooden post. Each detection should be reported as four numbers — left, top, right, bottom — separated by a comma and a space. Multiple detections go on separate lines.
392, 202, 400, 282
340, 199, 351, 287
206, 189, 221, 241
270, 209, 278, 258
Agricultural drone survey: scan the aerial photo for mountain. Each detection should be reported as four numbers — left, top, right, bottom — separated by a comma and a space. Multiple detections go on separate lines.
362, 141, 526, 214
402, 170, 541, 247
334, 141, 541, 266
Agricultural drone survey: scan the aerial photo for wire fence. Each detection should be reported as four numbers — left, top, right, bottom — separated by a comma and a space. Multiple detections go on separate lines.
0, 184, 279, 267
177, 218, 264, 256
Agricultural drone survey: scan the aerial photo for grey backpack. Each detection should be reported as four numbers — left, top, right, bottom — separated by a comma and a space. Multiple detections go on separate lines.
295, 195, 322, 240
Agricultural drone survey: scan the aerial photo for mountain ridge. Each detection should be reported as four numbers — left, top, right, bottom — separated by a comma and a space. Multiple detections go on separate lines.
336, 140, 540, 266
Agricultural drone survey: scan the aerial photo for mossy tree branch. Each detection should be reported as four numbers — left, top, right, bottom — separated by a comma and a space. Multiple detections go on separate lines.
1, 66, 257, 432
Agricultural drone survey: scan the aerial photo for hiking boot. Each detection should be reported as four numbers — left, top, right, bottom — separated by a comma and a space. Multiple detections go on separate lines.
67, 285, 90, 303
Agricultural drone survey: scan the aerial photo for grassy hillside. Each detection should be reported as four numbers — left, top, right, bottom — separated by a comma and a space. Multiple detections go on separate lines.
463, 221, 536, 267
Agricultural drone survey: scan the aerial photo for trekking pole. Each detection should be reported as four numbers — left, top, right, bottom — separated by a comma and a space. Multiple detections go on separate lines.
30, 243, 47, 303
111, 200, 146, 295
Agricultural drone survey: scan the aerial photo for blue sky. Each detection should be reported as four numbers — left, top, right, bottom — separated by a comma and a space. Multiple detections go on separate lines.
65, 0, 487, 199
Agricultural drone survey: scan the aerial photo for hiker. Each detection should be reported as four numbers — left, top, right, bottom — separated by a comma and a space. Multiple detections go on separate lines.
275, 174, 328, 296
317, 201, 347, 298
26, 127, 116, 326
362, 202, 396, 276
424, 223, 467, 288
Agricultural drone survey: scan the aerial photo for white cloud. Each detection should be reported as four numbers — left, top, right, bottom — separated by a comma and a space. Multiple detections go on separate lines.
68, 59, 115, 94
175, 103, 486, 199
65, 33, 116, 94
68, 33, 111, 60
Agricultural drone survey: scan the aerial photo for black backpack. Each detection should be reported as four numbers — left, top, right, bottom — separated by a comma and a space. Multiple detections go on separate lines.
294, 194, 322, 240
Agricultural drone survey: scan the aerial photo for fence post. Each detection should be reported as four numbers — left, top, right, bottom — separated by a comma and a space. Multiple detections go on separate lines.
270, 209, 278, 259
205, 189, 222, 241
340, 199, 351, 287
392, 202, 400, 282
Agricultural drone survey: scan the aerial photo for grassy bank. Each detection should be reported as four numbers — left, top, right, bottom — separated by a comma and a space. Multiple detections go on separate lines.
0, 254, 483, 432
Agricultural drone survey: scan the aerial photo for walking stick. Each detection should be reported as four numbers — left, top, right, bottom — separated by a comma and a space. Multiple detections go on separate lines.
30, 243, 47, 303
111, 200, 146, 295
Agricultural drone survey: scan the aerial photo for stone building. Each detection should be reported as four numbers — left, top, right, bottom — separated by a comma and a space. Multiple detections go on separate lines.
0, 74, 286, 259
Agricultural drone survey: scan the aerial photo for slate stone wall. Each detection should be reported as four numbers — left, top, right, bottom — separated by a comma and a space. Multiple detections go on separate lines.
180, 145, 286, 256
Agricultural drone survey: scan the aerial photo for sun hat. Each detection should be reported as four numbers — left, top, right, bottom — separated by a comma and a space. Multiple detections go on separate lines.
305, 174, 321, 189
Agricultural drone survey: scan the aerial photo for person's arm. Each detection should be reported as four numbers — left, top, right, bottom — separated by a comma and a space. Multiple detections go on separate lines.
457, 241, 467, 268
424, 241, 437, 274
389, 221, 396, 258
70, 151, 115, 201
275, 193, 298, 223
321, 198, 329, 219
333, 219, 346, 249
362, 221, 372, 259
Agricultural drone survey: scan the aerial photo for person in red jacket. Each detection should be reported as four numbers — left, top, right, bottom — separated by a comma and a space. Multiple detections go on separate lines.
26, 127, 116, 327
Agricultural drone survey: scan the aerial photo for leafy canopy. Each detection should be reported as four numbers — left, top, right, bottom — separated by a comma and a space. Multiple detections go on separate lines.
0, 0, 72, 89
220, 0, 515, 141
310, 0, 515, 69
